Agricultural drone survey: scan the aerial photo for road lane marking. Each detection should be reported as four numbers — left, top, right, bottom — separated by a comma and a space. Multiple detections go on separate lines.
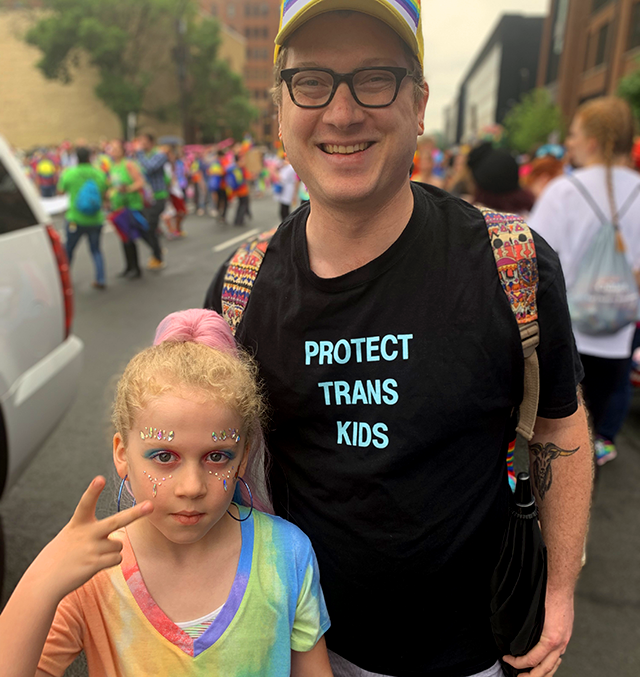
212, 229, 259, 253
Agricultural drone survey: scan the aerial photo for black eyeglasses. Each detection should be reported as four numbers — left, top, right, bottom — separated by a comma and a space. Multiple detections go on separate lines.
280, 67, 410, 109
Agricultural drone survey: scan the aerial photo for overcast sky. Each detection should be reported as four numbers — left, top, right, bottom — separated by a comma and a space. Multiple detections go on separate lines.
422, 0, 550, 133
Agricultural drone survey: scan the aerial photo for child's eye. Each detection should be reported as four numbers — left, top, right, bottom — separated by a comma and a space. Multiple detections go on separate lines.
207, 452, 227, 463
152, 451, 176, 464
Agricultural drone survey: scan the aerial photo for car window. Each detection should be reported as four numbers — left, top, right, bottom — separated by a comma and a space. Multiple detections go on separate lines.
0, 158, 39, 234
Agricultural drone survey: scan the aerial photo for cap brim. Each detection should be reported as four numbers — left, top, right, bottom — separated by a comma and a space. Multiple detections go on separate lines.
275, 0, 422, 67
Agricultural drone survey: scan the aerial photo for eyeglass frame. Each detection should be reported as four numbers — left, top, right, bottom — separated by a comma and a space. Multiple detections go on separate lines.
280, 66, 411, 109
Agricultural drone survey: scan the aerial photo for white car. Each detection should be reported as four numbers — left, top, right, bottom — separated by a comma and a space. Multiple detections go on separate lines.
0, 136, 84, 592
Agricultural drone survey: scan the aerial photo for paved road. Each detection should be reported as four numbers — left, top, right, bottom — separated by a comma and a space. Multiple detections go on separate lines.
1, 195, 639, 675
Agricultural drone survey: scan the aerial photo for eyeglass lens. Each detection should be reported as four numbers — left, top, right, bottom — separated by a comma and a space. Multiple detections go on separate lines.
291, 70, 400, 107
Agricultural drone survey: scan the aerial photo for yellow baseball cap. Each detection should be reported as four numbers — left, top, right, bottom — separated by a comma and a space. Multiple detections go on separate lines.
274, 0, 424, 68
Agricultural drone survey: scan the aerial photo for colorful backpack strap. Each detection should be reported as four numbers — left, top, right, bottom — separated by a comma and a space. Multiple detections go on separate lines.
221, 228, 277, 335
480, 208, 540, 441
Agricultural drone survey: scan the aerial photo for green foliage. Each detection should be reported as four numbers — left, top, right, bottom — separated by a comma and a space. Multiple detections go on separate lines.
185, 19, 258, 141
23, 0, 256, 141
503, 88, 566, 155
617, 58, 640, 123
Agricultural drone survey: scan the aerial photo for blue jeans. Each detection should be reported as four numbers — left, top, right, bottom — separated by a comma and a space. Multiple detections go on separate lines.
66, 222, 105, 285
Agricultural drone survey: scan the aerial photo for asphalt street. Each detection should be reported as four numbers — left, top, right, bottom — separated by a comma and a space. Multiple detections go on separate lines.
1, 195, 639, 676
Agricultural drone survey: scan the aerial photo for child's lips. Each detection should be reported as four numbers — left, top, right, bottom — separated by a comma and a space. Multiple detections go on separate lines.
171, 512, 205, 525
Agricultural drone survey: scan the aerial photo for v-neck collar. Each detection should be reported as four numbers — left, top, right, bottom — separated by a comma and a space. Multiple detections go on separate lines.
120, 506, 254, 658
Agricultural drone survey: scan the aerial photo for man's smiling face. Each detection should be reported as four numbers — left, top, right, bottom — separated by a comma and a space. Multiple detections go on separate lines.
278, 12, 428, 211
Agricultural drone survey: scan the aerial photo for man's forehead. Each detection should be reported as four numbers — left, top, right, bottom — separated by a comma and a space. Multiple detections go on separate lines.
289, 57, 406, 69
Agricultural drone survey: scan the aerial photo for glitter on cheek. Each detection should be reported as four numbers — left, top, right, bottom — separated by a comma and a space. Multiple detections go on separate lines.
223, 479, 228, 492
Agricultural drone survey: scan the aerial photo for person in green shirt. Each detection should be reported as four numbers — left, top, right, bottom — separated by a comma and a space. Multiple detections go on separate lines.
108, 140, 163, 278
58, 147, 108, 289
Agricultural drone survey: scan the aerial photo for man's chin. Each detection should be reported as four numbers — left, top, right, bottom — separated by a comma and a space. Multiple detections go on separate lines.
313, 179, 381, 207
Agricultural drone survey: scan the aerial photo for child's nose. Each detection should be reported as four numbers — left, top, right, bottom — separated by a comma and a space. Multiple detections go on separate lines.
174, 468, 207, 499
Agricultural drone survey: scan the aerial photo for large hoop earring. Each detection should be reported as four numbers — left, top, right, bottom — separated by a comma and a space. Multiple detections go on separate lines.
117, 475, 136, 513
226, 477, 253, 522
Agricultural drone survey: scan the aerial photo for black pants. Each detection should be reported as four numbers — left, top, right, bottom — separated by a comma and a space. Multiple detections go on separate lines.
234, 196, 250, 226
143, 199, 165, 261
280, 203, 291, 221
217, 189, 228, 219
121, 226, 163, 273
579, 353, 629, 434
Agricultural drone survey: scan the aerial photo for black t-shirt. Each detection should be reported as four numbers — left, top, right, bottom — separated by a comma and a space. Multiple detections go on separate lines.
205, 184, 583, 677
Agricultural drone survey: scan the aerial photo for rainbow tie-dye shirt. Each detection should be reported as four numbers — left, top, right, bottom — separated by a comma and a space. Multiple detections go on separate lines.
38, 508, 330, 676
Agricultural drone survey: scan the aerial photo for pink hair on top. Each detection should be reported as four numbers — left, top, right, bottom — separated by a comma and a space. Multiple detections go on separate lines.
153, 309, 237, 355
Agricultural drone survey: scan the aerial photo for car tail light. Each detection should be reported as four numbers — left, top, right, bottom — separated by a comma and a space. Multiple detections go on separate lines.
46, 224, 74, 339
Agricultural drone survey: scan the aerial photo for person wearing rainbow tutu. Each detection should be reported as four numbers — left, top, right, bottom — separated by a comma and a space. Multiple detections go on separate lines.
206, 2, 594, 676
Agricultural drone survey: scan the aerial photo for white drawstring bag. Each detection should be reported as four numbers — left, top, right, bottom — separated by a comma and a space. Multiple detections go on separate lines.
567, 176, 640, 336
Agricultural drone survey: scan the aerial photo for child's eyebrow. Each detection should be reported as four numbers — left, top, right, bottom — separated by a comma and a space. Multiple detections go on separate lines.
142, 448, 170, 458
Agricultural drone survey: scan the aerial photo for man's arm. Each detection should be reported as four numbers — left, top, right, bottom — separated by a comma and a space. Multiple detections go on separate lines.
504, 396, 593, 677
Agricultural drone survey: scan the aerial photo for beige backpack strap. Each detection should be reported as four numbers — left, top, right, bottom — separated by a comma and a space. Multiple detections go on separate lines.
481, 208, 540, 440
221, 227, 277, 336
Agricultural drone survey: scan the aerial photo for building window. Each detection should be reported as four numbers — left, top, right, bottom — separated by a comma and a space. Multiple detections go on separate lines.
592, 0, 612, 13
261, 3, 268, 15
227, 3, 235, 18
595, 23, 610, 66
629, 2, 640, 51
546, 0, 569, 84
584, 33, 592, 71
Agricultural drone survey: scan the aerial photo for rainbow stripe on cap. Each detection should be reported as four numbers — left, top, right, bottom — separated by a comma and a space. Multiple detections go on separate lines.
275, 0, 424, 67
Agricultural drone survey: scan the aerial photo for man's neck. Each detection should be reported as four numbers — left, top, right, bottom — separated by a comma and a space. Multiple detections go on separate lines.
306, 181, 415, 279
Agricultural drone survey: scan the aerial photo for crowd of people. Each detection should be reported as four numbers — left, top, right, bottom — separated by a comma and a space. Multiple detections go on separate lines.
17, 133, 304, 287
2, 1, 640, 675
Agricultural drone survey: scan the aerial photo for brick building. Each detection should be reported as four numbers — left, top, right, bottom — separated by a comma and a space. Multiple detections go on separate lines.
201, 0, 282, 144
538, 0, 640, 121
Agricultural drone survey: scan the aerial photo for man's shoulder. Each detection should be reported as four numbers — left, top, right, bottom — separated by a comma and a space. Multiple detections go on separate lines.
412, 181, 485, 225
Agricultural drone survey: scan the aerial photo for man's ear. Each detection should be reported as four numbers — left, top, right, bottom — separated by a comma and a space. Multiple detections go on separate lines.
113, 433, 129, 479
417, 81, 429, 135
278, 107, 284, 142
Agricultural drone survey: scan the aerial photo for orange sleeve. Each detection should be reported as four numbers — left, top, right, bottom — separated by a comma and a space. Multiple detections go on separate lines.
37, 591, 85, 677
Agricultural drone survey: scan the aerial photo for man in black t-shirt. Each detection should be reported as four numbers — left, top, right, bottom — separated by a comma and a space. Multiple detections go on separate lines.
205, 3, 593, 676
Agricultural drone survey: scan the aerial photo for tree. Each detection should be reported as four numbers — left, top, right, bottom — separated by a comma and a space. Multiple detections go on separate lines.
185, 18, 258, 142
503, 88, 566, 155
618, 58, 640, 123
24, 0, 256, 142
24, 0, 188, 137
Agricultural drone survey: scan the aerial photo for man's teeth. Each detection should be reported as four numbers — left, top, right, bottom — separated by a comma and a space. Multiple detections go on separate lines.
322, 142, 371, 155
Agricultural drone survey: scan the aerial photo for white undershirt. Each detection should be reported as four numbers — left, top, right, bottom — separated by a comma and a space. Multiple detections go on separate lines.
175, 604, 224, 639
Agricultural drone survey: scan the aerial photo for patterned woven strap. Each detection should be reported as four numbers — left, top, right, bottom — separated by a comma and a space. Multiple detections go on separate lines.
481, 208, 540, 441
221, 228, 277, 336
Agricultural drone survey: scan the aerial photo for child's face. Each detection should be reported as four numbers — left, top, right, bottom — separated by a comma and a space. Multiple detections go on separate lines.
113, 388, 247, 546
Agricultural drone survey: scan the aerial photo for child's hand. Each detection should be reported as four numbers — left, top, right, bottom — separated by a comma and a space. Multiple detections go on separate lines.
32, 476, 153, 602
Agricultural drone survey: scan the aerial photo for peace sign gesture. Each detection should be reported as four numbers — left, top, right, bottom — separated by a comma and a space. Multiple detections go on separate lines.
34, 476, 153, 602
0, 477, 152, 677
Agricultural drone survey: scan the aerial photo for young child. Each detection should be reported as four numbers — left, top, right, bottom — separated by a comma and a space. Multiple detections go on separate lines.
0, 309, 332, 677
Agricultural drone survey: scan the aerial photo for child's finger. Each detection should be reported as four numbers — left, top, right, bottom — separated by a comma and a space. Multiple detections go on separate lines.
101, 500, 153, 535
71, 477, 106, 524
